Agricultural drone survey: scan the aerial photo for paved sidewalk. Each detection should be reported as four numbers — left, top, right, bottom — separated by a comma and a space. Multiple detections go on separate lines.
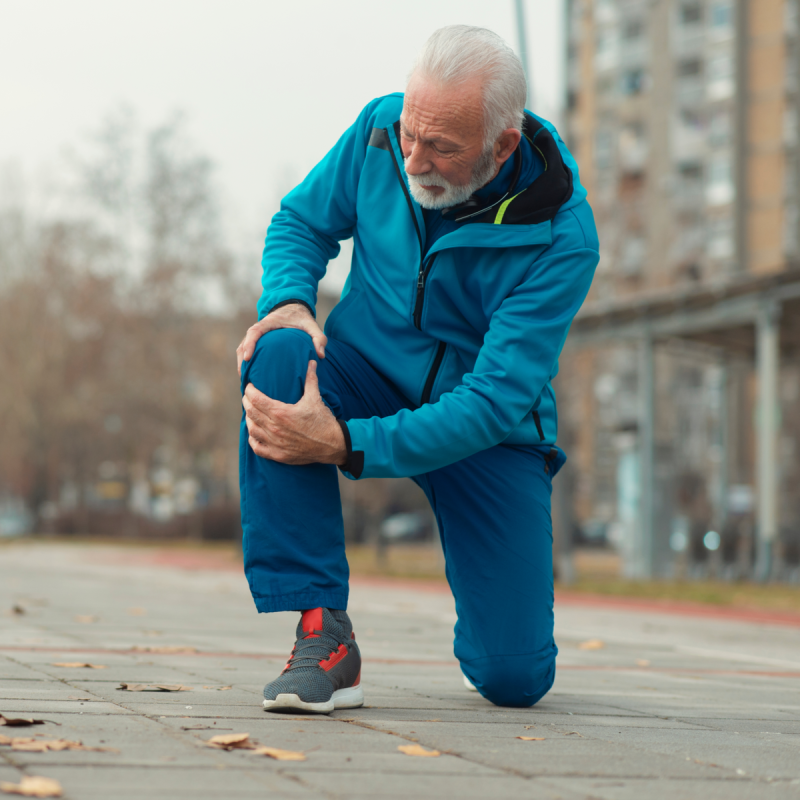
1, 541, 799, 800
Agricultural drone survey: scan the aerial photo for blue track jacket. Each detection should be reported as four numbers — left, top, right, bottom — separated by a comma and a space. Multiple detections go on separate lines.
256, 93, 599, 481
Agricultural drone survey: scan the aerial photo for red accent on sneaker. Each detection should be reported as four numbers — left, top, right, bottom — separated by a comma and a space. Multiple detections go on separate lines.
319, 643, 348, 672
301, 608, 323, 638
353, 669, 361, 686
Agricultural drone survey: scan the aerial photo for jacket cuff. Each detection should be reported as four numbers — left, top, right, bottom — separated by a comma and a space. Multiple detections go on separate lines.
267, 298, 316, 318
336, 420, 364, 479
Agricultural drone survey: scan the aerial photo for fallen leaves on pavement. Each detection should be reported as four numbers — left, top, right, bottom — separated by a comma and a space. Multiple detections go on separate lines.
636, 659, 651, 667
130, 646, 197, 654
0, 775, 63, 797
516, 736, 546, 741
202, 686, 232, 691
0, 738, 117, 753
577, 639, 605, 650
204, 734, 306, 760
397, 744, 440, 757
10, 605, 26, 615
0, 716, 46, 728
73, 615, 98, 624
252, 746, 306, 761
117, 683, 192, 692
205, 733, 252, 750
127, 608, 147, 616
51, 663, 106, 670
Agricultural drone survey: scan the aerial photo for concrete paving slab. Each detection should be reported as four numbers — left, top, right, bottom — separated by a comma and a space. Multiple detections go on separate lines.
543, 776, 799, 800
2, 541, 799, 800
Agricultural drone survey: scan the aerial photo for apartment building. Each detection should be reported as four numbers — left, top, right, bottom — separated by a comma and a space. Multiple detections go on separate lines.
559, 0, 800, 579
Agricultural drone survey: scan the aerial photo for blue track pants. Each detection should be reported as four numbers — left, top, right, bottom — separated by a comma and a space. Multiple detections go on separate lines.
239, 328, 563, 708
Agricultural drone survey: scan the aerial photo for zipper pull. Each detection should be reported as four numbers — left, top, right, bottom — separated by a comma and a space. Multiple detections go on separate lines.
417, 271, 425, 289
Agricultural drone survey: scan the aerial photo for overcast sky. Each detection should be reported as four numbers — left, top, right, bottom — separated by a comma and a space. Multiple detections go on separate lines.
1, 0, 564, 292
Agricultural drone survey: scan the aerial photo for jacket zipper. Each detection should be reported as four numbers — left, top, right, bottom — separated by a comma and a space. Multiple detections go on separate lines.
413, 254, 436, 329
384, 126, 446, 405
421, 341, 447, 405
384, 127, 424, 311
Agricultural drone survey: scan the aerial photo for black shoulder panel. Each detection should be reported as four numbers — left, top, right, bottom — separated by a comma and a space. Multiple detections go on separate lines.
368, 127, 391, 151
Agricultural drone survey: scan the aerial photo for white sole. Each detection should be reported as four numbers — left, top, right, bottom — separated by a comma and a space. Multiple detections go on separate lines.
263, 684, 364, 714
463, 674, 479, 692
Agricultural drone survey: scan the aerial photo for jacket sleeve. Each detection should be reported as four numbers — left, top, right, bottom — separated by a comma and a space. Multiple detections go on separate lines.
256, 99, 381, 320
341, 221, 599, 479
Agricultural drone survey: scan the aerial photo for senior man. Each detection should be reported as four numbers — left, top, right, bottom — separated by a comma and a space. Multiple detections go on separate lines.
237, 25, 599, 714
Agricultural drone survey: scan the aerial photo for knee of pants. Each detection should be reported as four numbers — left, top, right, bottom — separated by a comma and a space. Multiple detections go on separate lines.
243, 328, 316, 404
465, 653, 556, 708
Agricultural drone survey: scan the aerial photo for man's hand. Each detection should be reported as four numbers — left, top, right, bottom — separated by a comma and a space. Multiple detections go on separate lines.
237, 303, 327, 376
243, 360, 347, 466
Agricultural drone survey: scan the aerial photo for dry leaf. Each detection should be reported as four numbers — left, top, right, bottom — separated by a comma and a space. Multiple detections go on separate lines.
117, 683, 191, 692
523, 725, 535, 730
0, 715, 45, 728
127, 607, 147, 616
578, 639, 605, 650
205, 733, 253, 750
636, 659, 651, 667
130, 646, 197, 654
73, 615, 98, 624
11, 605, 26, 615
397, 744, 440, 757
3, 737, 116, 753
0, 776, 63, 797
51, 663, 106, 670
516, 736, 545, 741
252, 746, 306, 761
202, 686, 232, 691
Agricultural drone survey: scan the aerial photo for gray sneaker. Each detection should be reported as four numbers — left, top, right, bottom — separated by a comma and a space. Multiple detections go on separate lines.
262, 608, 363, 714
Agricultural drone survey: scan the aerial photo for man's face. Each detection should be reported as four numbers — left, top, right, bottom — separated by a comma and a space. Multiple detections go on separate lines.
400, 75, 497, 210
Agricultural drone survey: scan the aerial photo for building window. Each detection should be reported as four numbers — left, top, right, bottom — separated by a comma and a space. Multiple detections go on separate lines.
679, 162, 704, 180
595, 129, 614, 170
622, 18, 644, 40
708, 110, 732, 147
680, 3, 703, 24
707, 217, 734, 259
619, 124, 647, 173
678, 58, 703, 78
707, 156, 735, 206
707, 55, 734, 100
710, 1, 733, 29
620, 236, 646, 276
620, 69, 646, 95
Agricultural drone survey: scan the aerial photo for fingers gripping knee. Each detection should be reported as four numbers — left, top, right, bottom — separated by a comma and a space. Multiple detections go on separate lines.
242, 328, 317, 403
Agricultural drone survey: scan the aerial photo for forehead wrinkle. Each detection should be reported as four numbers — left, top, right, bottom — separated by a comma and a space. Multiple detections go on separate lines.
399, 119, 459, 148
402, 77, 485, 148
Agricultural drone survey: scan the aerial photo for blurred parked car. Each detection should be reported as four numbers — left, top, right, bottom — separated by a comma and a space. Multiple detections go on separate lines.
379, 511, 434, 543
0, 501, 34, 538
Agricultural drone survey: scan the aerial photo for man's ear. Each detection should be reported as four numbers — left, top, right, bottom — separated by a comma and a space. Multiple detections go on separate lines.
494, 128, 522, 165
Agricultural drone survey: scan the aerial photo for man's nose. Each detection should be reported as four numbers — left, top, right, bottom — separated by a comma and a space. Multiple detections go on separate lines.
404, 142, 430, 176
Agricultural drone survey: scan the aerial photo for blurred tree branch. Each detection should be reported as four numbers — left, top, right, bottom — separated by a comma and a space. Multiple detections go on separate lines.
0, 110, 259, 525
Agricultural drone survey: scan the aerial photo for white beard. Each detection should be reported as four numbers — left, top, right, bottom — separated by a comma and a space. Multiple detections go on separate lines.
405, 146, 498, 211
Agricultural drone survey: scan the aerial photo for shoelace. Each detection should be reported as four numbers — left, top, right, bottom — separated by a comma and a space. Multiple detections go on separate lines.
285, 628, 347, 671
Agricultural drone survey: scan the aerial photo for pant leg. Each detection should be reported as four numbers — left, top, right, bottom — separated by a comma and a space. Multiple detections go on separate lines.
415, 444, 566, 708
239, 328, 412, 613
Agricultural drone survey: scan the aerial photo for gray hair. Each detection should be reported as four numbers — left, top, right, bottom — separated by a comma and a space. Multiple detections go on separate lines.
409, 25, 528, 148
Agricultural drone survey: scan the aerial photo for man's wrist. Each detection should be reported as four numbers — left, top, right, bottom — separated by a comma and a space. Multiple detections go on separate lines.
336, 420, 364, 478
267, 298, 316, 318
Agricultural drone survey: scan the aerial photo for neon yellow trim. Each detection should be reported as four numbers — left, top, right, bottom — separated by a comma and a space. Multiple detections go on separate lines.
494, 191, 524, 224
